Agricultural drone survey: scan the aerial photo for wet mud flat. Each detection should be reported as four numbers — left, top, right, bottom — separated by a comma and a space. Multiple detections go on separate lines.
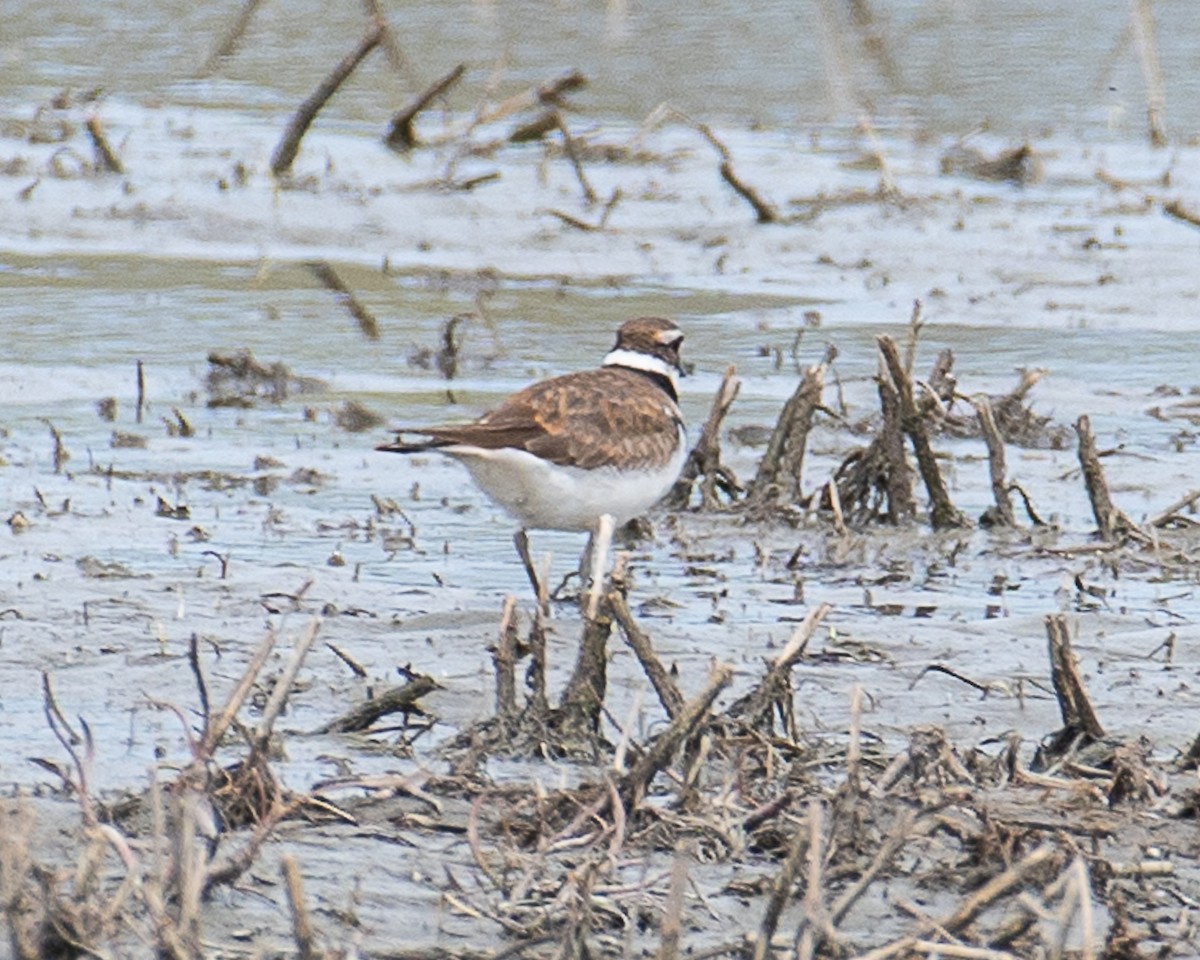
3, 30, 1200, 956
3, 314, 1200, 959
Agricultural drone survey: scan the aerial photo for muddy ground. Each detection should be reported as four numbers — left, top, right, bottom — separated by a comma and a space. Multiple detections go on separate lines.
3, 9, 1200, 956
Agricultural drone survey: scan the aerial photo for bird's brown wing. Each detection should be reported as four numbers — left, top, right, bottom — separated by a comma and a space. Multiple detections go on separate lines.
416, 367, 682, 470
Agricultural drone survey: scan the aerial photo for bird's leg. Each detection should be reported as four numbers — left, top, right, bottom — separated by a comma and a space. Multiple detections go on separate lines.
584, 512, 615, 620
513, 529, 547, 615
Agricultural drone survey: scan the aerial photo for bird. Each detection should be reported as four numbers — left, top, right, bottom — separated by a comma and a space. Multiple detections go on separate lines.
377, 317, 688, 615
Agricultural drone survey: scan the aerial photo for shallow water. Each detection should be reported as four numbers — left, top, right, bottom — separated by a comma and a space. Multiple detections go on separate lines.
5, 0, 1200, 134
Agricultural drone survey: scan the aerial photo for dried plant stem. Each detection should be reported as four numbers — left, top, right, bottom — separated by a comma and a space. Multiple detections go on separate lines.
553, 109, 597, 204
1130, 0, 1168, 147
937, 843, 1057, 935
794, 801, 836, 959
697, 124, 780, 223
728, 603, 832, 734
493, 596, 518, 723
609, 590, 684, 719
830, 810, 920, 924
282, 855, 318, 960
1070, 857, 1097, 960
361, 0, 411, 81
1045, 614, 1105, 741
271, 24, 384, 176
668, 364, 742, 509
385, 63, 466, 151
901, 299, 925, 376
749, 346, 836, 509
482, 70, 585, 126
317, 672, 438, 734
618, 662, 733, 811
658, 844, 689, 960
172, 791, 203, 955
307, 261, 381, 340
43, 419, 70, 473
753, 816, 808, 960
254, 618, 321, 746
85, 116, 123, 174
974, 396, 1016, 526
1074, 415, 1137, 541
1149, 487, 1200, 527
526, 554, 551, 712
41, 671, 81, 745
200, 0, 267, 75
136, 359, 146, 423
878, 333, 967, 529
558, 603, 613, 737
846, 684, 863, 792
877, 359, 916, 522
200, 628, 278, 756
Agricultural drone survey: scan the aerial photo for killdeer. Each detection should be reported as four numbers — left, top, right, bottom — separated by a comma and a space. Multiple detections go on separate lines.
377, 317, 688, 614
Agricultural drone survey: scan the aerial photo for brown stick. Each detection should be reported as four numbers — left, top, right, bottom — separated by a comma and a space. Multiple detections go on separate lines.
877, 362, 916, 522
973, 396, 1016, 527
618, 662, 733, 811
697, 124, 780, 223
361, 0, 412, 82
187, 633, 211, 731
609, 590, 684, 719
878, 333, 967, 529
385, 63, 466, 152
282, 855, 318, 960
829, 809, 920, 924
325, 640, 367, 679
1149, 488, 1200, 527
1130, 0, 1168, 148
271, 24, 384, 177
753, 818, 809, 960
215, 629, 299, 760
667, 365, 742, 509
254, 618, 321, 746
937, 843, 1058, 935
85, 116, 123, 174
901, 299, 924, 376
486, 70, 586, 125
316, 673, 438, 734
42, 419, 68, 475
749, 346, 836, 509
1163, 199, 1200, 229
1045, 613, 1106, 741
725, 603, 831, 736
545, 187, 623, 232
172, 789, 203, 956
41, 671, 81, 745
306, 260, 381, 340
794, 801, 835, 959
558, 604, 613, 737
658, 844, 689, 960
1074, 415, 1135, 541
553, 109, 597, 204
851, 846, 1059, 960
199, 0, 267, 75
493, 596, 518, 723
527, 617, 550, 718
136, 359, 146, 424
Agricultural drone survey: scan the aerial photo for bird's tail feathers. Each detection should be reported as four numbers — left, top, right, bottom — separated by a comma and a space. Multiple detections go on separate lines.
375, 433, 453, 454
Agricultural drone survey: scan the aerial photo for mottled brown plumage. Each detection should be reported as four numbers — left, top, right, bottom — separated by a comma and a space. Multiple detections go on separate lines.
410, 366, 683, 471
377, 316, 687, 534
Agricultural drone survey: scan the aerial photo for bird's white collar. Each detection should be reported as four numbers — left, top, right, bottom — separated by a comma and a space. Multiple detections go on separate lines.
603, 349, 678, 390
